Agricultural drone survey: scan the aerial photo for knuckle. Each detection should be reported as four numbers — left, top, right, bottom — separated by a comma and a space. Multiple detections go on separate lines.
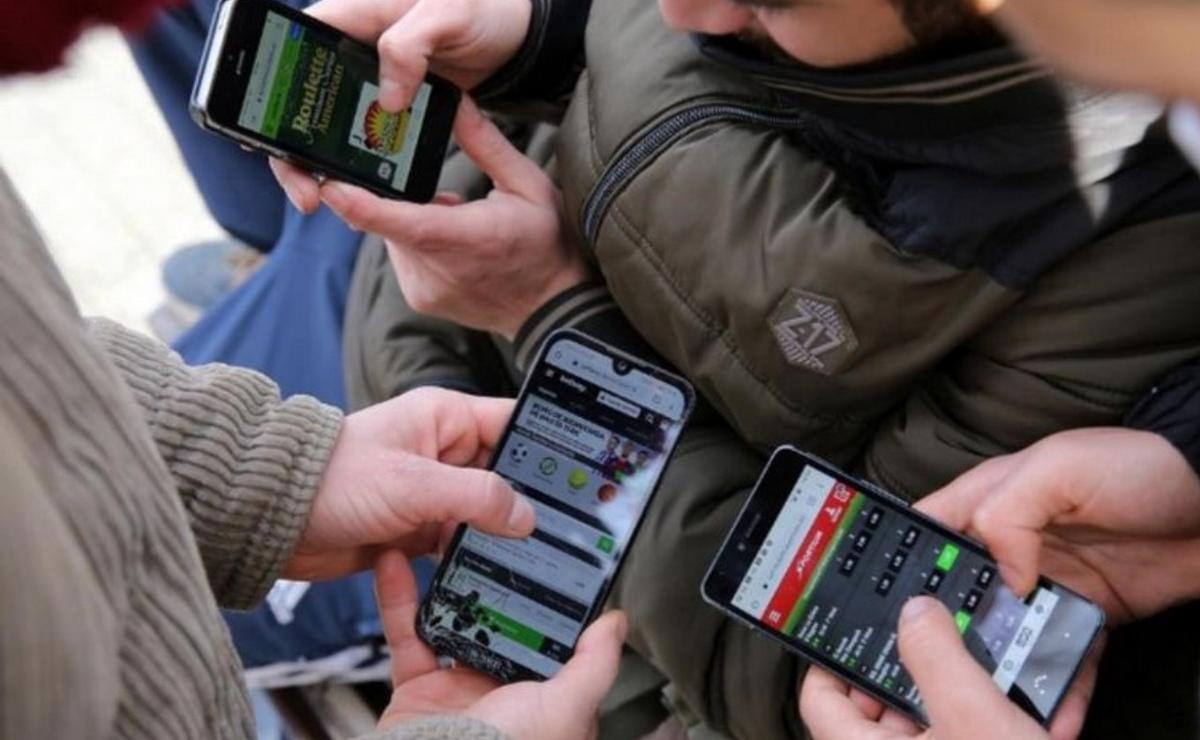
377, 33, 408, 64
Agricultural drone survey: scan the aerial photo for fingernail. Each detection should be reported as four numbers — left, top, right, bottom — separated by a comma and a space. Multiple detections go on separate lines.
379, 78, 405, 111
508, 494, 535, 532
280, 182, 300, 210
320, 181, 348, 209
900, 596, 938, 626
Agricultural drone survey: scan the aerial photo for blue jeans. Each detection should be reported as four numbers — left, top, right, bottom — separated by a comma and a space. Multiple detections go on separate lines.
131, 0, 381, 668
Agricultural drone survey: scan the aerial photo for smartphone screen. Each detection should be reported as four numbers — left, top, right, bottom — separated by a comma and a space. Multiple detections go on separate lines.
419, 331, 694, 682
193, 0, 457, 200
704, 447, 1104, 725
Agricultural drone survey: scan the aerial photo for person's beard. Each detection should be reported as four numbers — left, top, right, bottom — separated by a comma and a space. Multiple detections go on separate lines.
734, 4, 1000, 71
894, 0, 998, 48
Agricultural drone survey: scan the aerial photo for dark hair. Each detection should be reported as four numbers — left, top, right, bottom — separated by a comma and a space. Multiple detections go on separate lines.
892, 0, 1002, 55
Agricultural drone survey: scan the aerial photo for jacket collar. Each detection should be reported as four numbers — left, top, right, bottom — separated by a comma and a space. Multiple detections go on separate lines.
695, 34, 1200, 290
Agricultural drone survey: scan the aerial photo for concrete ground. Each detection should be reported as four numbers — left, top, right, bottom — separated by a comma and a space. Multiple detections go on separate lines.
0, 28, 224, 334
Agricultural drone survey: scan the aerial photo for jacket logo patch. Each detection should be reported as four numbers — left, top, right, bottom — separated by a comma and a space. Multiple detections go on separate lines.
770, 289, 858, 375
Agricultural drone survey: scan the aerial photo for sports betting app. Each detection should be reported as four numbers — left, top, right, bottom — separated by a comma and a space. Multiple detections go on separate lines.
733, 464, 1090, 720
423, 338, 688, 680
237, 11, 432, 190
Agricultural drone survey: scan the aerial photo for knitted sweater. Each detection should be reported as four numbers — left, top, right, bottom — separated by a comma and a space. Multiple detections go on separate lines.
0, 169, 504, 740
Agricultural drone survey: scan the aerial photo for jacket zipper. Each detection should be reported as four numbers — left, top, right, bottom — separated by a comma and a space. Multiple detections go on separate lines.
581, 101, 808, 248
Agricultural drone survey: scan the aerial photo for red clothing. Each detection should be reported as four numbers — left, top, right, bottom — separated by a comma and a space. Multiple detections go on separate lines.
0, 0, 176, 74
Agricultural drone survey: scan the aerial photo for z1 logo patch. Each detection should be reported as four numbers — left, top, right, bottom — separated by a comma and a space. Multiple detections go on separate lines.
769, 289, 858, 375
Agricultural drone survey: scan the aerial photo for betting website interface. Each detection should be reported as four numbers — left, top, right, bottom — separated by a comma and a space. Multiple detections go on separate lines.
423, 338, 689, 681
732, 462, 1095, 721
236, 10, 432, 191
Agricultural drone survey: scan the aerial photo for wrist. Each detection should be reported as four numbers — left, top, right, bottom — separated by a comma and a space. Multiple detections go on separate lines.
499, 261, 589, 342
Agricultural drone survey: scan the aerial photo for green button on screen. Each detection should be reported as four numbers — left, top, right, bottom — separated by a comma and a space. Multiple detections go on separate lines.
955, 611, 972, 634
936, 543, 960, 572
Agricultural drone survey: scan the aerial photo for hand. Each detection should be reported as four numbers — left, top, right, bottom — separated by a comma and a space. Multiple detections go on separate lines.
303, 97, 588, 340
917, 428, 1200, 624
285, 387, 535, 581
372, 549, 626, 739
271, 0, 533, 212
979, 0, 1200, 101
800, 596, 1093, 740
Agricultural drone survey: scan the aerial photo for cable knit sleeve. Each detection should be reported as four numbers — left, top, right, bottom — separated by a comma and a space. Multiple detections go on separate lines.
87, 317, 343, 609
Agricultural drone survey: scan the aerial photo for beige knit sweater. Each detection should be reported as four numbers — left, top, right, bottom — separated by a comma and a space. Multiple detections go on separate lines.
0, 170, 504, 740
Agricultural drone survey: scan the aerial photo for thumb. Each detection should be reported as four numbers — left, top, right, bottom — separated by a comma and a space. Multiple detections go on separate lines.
374, 549, 441, 684
397, 457, 536, 537
897, 597, 1037, 738
541, 611, 627, 716
452, 97, 555, 201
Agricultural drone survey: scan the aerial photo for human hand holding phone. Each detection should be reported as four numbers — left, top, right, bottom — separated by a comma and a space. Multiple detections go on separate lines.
291, 97, 588, 340
917, 427, 1200, 624
800, 595, 1088, 740
271, 0, 533, 212
372, 549, 625, 739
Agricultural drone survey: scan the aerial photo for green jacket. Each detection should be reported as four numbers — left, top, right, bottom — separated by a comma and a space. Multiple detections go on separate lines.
345, 1, 1200, 737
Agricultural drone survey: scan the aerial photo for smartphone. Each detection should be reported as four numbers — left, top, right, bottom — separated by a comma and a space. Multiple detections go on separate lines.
418, 330, 695, 682
703, 446, 1104, 726
189, 0, 459, 202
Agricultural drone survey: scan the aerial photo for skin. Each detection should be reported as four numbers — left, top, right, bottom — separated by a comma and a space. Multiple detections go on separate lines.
270, 0, 969, 341
657, 0, 914, 68
7, 2, 651, 739
801, 428, 1200, 740
987, 0, 1200, 102
373, 549, 627, 738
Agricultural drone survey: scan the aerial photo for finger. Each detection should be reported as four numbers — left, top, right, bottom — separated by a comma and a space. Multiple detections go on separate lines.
432, 191, 466, 206
1047, 635, 1103, 740
897, 597, 1038, 737
971, 467, 1060, 598
374, 548, 441, 684
320, 180, 484, 247
877, 709, 921, 734
374, 0, 460, 111
799, 667, 897, 740
915, 453, 1017, 531
848, 688, 885, 721
396, 390, 514, 467
541, 611, 627, 715
269, 158, 321, 214
452, 396, 516, 460
452, 97, 555, 200
920, 451, 1052, 598
399, 458, 535, 537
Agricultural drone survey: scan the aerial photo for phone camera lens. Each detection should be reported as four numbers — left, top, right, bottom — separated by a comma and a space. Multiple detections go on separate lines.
615, 360, 631, 375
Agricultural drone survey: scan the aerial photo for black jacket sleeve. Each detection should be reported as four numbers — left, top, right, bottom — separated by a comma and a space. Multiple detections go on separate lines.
473, 0, 591, 104
512, 281, 665, 373
1126, 361, 1200, 476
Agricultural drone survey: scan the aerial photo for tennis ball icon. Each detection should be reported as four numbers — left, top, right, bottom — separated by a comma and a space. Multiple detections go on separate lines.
568, 468, 589, 490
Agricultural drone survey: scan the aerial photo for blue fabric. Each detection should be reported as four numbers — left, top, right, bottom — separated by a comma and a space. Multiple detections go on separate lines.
131, 0, 359, 408
227, 560, 437, 668
131, 0, 377, 668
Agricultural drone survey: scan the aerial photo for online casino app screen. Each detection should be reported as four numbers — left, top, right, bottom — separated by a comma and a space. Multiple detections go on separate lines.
719, 455, 1102, 723
236, 10, 433, 191
421, 335, 691, 681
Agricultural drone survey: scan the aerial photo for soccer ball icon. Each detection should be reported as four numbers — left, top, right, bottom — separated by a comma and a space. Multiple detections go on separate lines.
508, 442, 530, 465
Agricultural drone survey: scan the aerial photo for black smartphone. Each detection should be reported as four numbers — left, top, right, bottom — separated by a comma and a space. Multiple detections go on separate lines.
418, 330, 695, 682
189, 0, 459, 202
703, 446, 1104, 727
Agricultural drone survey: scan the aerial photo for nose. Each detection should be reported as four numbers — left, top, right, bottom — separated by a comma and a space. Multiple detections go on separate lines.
658, 0, 754, 35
